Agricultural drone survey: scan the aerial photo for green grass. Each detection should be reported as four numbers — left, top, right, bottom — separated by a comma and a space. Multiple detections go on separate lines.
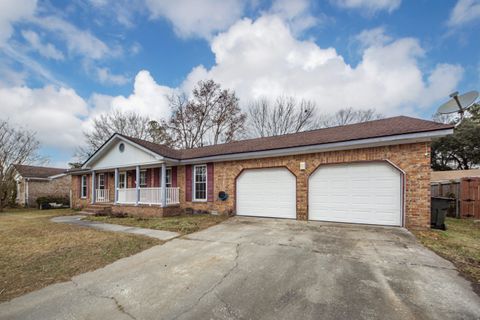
413, 218, 480, 285
0, 209, 160, 302
86, 214, 229, 235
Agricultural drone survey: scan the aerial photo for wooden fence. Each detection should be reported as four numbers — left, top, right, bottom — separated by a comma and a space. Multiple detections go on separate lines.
460, 178, 480, 219
431, 177, 480, 219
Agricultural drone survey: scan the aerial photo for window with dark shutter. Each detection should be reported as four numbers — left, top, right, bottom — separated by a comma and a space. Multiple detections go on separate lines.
193, 165, 207, 201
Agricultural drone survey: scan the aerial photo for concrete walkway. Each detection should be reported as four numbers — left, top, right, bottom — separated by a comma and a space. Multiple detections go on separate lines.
51, 215, 180, 241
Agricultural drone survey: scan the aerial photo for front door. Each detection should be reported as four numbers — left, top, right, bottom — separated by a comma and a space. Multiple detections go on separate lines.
119, 172, 126, 189
97, 173, 105, 200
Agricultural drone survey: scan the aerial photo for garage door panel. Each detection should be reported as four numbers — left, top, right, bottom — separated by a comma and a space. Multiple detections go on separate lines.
237, 168, 296, 219
308, 162, 401, 226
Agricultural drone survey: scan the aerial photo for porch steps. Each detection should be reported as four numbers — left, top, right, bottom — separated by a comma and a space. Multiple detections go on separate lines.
83, 204, 112, 216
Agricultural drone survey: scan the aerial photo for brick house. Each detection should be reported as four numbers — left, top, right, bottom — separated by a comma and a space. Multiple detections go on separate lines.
69, 116, 453, 229
12, 164, 71, 207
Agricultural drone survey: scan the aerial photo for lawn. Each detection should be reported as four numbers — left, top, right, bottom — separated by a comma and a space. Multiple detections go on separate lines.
413, 217, 480, 288
86, 213, 229, 235
0, 209, 160, 302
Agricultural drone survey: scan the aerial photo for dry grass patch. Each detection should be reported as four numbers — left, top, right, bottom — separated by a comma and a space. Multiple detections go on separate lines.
413, 218, 480, 287
0, 209, 160, 302
87, 214, 229, 235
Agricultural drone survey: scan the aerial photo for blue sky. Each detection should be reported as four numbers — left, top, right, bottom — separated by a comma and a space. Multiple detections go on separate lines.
0, 0, 479, 167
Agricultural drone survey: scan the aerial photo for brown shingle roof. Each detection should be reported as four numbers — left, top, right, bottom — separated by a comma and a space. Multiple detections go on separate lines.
13, 164, 66, 178
120, 116, 453, 160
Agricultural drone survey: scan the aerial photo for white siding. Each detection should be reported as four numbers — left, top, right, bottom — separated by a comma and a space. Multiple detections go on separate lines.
90, 140, 158, 170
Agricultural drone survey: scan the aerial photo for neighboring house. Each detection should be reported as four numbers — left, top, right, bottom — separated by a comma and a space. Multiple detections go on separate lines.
69, 116, 453, 229
12, 164, 71, 207
431, 169, 480, 184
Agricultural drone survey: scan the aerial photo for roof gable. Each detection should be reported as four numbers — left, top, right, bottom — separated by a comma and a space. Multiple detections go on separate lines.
85, 135, 163, 169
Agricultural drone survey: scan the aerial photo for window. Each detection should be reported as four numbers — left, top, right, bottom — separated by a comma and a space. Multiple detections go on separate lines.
139, 170, 147, 188
98, 173, 105, 190
193, 165, 207, 201
119, 143, 125, 152
81, 175, 87, 198
119, 172, 126, 189
165, 168, 172, 188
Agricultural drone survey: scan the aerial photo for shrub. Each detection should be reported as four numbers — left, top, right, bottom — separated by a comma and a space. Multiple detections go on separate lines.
36, 196, 70, 208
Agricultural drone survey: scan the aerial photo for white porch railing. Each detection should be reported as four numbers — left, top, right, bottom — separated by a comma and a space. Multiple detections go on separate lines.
139, 188, 161, 204
117, 188, 137, 204
96, 189, 110, 203
117, 187, 180, 206
165, 187, 180, 205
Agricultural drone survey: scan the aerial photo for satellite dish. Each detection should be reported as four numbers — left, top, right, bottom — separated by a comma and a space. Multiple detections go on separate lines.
437, 91, 479, 117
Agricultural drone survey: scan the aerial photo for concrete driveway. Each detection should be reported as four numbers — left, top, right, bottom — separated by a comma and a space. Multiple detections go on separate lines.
1, 217, 479, 320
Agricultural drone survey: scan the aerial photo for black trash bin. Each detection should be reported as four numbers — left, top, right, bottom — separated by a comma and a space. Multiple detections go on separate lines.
431, 197, 452, 230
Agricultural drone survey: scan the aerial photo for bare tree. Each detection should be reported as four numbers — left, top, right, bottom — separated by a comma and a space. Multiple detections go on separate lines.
77, 110, 163, 160
247, 96, 319, 137
432, 112, 458, 125
322, 107, 383, 127
148, 120, 175, 146
0, 120, 42, 211
164, 80, 246, 148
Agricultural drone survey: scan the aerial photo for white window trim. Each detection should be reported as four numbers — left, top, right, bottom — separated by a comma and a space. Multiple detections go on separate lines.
166, 167, 172, 188
81, 175, 87, 198
119, 172, 126, 189
139, 170, 147, 188
98, 173, 105, 189
193, 164, 207, 202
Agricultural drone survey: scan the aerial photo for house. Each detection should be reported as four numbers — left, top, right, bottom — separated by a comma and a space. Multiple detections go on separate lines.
69, 116, 453, 229
431, 169, 480, 184
11, 164, 71, 207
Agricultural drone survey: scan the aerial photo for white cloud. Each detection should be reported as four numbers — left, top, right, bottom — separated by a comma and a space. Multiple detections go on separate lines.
0, 64, 26, 86
130, 42, 142, 55
355, 27, 392, 47
0, 70, 171, 157
0, 85, 88, 150
96, 67, 129, 85
270, 0, 319, 33
182, 16, 463, 116
333, 0, 401, 13
1, 43, 64, 86
31, 15, 111, 60
448, 0, 480, 27
21, 30, 64, 60
89, 70, 173, 120
87, 0, 139, 28
144, 0, 245, 39
0, 0, 37, 45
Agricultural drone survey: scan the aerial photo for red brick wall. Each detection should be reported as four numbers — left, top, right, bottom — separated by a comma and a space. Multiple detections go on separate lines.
70, 142, 431, 228
176, 142, 431, 229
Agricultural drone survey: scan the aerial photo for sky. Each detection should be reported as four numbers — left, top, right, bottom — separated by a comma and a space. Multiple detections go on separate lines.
0, 0, 479, 167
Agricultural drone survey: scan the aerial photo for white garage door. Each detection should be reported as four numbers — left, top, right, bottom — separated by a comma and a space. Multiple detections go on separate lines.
308, 162, 402, 226
236, 168, 296, 219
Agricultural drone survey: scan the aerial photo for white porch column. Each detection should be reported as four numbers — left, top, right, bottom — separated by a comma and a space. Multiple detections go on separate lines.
114, 168, 119, 203
161, 163, 167, 207
91, 170, 96, 204
135, 165, 140, 206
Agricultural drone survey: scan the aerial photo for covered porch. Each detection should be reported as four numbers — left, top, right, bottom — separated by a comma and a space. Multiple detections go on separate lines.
91, 163, 180, 207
